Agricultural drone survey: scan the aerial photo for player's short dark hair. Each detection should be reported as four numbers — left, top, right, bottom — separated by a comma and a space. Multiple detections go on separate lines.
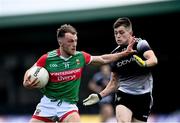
113, 17, 132, 31
57, 24, 77, 39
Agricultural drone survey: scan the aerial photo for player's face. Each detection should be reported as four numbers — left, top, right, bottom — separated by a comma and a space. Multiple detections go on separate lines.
61, 33, 77, 56
114, 26, 132, 46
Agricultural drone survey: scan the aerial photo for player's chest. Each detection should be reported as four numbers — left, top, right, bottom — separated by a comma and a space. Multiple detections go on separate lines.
45, 57, 83, 72
115, 56, 135, 68
45, 57, 84, 82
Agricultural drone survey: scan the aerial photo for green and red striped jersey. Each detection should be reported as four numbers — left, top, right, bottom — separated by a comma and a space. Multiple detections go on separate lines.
36, 49, 91, 104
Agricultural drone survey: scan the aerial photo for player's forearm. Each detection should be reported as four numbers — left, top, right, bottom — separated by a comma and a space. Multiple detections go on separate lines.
101, 51, 129, 64
142, 50, 158, 67
145, 57, 158, 67
144, 57, 158, 67
99, 80, 117, 97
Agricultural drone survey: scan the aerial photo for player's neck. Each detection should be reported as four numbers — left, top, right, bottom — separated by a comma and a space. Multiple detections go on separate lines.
59, 47, 71, 58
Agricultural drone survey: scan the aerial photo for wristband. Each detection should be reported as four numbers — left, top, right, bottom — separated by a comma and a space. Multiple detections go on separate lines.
144, 61, 147, 67
97, 93, 102, 100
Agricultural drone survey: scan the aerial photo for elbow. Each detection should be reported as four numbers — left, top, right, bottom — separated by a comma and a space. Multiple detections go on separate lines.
154, 57, 158, 66
148, 57, 158, 67
156, 57, 158, 64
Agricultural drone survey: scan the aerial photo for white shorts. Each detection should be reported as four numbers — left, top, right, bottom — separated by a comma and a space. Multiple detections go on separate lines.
33, 96, 78, 121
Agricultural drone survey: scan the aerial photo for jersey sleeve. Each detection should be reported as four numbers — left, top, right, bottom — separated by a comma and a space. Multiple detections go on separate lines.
82, 51, 92, 64
36, 54, 48, 67
137, 40, 151, 54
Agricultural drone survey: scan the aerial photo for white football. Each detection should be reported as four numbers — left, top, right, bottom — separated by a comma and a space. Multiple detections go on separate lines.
28, 66, 49, 88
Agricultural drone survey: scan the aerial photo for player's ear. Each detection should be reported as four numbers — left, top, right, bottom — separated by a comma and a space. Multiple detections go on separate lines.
57, 38, 62, 45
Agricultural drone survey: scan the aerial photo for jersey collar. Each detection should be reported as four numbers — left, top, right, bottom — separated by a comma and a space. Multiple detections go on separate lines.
56, 49, 73, 61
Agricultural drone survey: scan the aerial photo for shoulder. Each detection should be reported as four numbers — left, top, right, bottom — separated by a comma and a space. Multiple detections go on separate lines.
36, 53, 48, 67
136, 38, 151, 53
47, 49, 59, 58
75, 51, 82, 55
136, 38, 149, 47
80, 51, 91, 64
72, 51, 86, 57
111, 46, 121, 53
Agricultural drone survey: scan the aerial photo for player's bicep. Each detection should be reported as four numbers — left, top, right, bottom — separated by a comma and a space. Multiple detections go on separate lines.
143, 50, 158, 63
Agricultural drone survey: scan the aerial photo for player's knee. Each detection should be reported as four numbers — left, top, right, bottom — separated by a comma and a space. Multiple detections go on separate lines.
63, 112, 80, 122
117, 118, 130, 123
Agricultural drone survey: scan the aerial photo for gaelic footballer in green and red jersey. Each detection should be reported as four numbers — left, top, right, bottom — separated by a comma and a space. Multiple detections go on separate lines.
36, 49, 91, 104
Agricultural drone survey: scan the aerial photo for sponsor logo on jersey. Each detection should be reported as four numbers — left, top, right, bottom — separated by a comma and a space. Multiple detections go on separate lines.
62, 62, 70, 69
49, 64, 58, 67
116, 97, 121, 101
76, 59, 80, 65
49, 62, 71, 69
142, 115, 148, 118
50, 68, 82, 82
116, 57, 135, 67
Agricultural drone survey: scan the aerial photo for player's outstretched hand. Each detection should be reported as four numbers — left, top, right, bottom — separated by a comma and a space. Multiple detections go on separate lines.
83, 94, 102, 106
126, 36, 137, 54
133, 55, 146, 67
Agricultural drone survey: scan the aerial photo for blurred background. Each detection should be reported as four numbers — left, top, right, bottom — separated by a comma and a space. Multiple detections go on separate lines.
0, 0, 180, 122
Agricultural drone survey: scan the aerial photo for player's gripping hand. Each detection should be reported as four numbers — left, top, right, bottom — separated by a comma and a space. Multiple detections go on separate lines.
83, 93, 102, 106
23, 75, 40, 89
133, 55, 147, 67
